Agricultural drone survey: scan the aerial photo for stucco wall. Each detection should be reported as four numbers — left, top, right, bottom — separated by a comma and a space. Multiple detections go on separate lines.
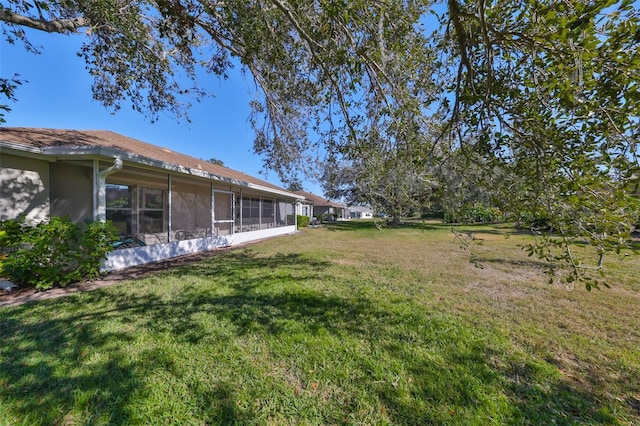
0, 154, 50, 222
50, 162, 94, 223
296, 202, 314, 218
103, 225, 297, 271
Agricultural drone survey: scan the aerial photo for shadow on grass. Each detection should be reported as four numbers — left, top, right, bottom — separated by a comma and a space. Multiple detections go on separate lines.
324, 220, 445, 232
450, 223, 535, 237
471, 256, 550, 270
0, 312, 140, 424
0, 249, 622, 424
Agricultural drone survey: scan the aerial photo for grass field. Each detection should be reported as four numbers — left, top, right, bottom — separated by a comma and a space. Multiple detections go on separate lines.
0, 221, 639, 425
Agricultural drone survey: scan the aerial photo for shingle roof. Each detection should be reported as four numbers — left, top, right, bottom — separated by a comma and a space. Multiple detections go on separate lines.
0, 127, 295, 195
294, 190, 345, 207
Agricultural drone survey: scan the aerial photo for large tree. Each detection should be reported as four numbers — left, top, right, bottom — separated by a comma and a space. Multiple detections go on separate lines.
322, 115, 440, 224
0, 0, 436, 170
441, 0, 640, 285
1, 0, 639, 285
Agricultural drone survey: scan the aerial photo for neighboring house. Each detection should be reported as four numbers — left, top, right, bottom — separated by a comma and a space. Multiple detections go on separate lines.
296, 196, 314, 220
0, 127, 304, 271
294, 190, 349, 221
349, 206, 373, 219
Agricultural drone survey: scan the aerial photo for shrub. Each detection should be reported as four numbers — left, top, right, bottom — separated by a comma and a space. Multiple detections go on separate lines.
297, 215, 310, 229
0, 217, 117, 290
0, 230, 9, 276
444, 203, 503, 224
320, 213, 333, 223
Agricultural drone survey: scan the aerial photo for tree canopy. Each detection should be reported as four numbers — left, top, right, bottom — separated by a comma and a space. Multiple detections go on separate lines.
2, 0, 639, 286
206, 157, 225, 166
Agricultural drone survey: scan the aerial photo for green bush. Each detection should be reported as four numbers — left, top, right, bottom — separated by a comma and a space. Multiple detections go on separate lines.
297, 215, 310, 229
320, 213, 334, 223
0, 217, 117, 290
1, 221, 25, 278
444, 203, 503, 224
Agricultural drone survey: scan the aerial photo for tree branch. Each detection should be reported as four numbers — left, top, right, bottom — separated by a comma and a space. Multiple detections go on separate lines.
265, 0, 359, 143
0, 6, 89, 33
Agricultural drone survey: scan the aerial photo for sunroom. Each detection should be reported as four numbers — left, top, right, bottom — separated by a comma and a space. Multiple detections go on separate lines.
102, 165, 298, 245
0, 128, 303, 271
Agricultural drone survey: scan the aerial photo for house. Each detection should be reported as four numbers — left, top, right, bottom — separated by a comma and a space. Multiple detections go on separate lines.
349, 206, 373, 219
296, 195, 315, 220
294, 190, 349, 221
0, 127, 305, 271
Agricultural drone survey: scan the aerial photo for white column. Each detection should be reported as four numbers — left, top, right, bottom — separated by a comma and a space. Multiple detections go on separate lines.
168, 174, 173, 241
94, 157, 123, 222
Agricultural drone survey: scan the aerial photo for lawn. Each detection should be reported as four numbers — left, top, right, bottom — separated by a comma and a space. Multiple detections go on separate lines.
1, 221, 639, 425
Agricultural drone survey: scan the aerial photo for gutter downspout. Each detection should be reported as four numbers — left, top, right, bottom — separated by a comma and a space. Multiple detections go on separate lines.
94, 157, 123, 222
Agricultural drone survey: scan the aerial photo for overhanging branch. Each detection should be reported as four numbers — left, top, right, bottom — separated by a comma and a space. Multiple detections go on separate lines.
0, 6, 89, 33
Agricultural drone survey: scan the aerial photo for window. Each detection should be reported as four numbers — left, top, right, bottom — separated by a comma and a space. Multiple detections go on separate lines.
106, 184, 133, 235
139, 188, 164, 233
261, 198, 274, 228
239, 197, 260, 230
276, 199, 294, 226
106, 184, 166, 236
242, 197, 260, 221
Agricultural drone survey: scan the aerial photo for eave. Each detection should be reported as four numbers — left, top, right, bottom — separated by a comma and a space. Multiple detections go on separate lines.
1, 142, 302, 199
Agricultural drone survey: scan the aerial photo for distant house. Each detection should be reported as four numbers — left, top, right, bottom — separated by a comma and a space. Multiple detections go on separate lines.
294, 190, 349, 221
296, 195, 315, 220
349, 206, 373, 219
0, 127, 304, 271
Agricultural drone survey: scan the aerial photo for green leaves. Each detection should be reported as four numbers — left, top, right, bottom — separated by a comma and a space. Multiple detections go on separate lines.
3, 0, 640, 286
0, 217, 117, 289
0, 74, 23, 123
439, 0, 640, 286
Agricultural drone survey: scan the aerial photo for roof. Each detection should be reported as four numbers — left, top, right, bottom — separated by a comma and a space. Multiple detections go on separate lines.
294, 190, 346, 208
0, 127, 302, 199
349, 206, 372, 213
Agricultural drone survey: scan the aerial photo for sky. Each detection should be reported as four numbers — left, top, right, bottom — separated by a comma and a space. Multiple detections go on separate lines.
0, 28, 325, 196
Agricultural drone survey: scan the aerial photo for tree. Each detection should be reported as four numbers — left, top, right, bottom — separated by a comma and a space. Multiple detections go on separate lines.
2, 0, 639, 286
428, 148, 505, 222
206, 157, 225, 166
0, 0, 436, 173
0, 74, 22, 123
440, 0, 640, 286
285, 178, 303, 193
322, 116, 439, 224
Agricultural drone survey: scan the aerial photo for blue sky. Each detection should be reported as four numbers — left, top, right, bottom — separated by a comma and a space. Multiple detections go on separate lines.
0, 28, 324, 195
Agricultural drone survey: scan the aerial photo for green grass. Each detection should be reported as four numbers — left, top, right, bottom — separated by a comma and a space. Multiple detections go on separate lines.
1, 221, 639, 425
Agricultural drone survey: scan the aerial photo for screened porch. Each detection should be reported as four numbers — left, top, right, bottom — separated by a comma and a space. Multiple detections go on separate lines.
104, 167, 296, 246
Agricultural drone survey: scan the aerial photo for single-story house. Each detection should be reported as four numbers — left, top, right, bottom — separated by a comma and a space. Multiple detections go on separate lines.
349, 206, 373, 219
294, 190, 349, 221
295, 195, 315, 220
0, 127, 304, 271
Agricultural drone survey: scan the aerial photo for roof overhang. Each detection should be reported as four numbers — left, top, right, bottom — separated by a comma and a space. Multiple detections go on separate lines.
248, 183, 306, 200
0, 141, 57, 162
1, 141, 302, 200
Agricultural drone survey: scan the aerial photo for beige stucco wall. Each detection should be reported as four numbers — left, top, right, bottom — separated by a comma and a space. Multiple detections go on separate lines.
50, 162, 94, 223
0, 154, 50, 222
296, 201, 314, 218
